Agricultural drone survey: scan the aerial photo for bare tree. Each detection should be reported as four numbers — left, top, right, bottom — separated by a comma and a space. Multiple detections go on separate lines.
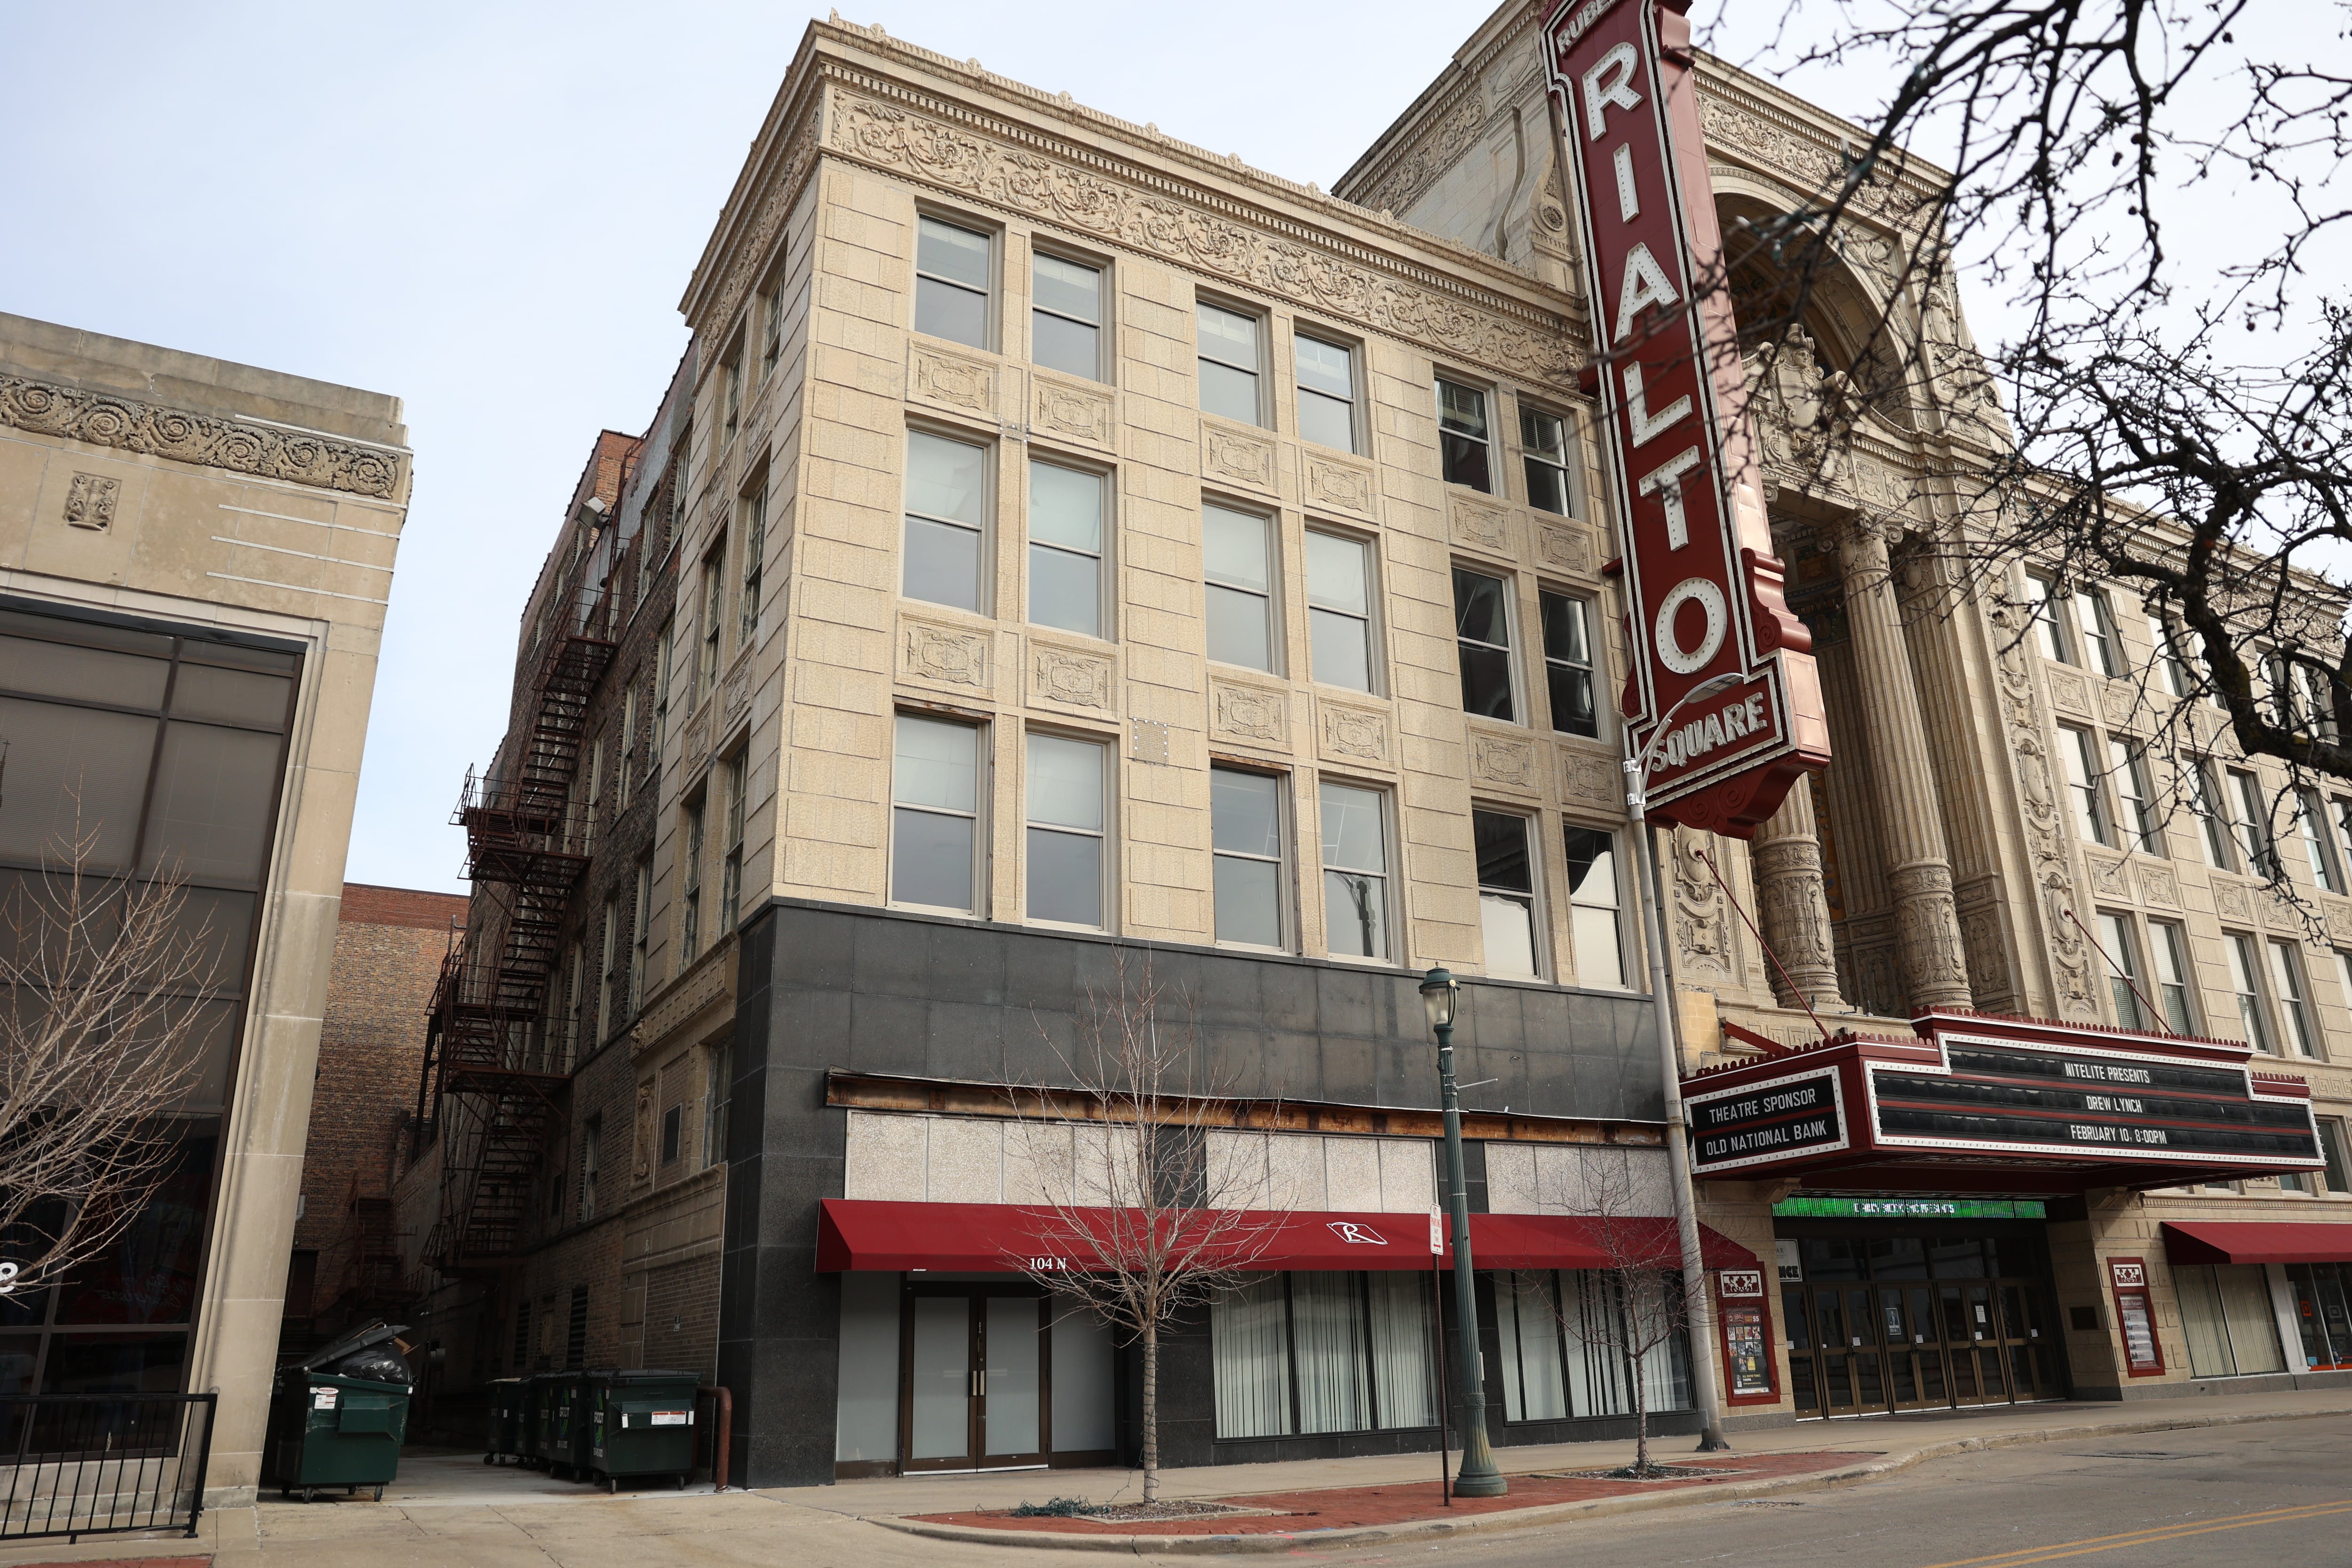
1005, 957, 1285, 1504
0, 820, 216, 1298
1536, 1151, 1691, 1478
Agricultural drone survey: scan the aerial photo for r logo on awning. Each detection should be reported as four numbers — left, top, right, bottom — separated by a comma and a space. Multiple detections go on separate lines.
1326, 1222, 1389, 1245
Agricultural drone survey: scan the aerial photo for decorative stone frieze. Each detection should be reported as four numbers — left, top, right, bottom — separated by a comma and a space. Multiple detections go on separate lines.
1447, 492, 1514, 558
909, 345, 1000, 418
1030, 373, 1113, 450
1201, 422, 1278, 494
1467, 729, 1539, 794
0, 373, 405, 499
898, 613, 993, 694
1316, 700, 1391, 767
1559, 745, 1618, 807
1028, 641, 1114, 712
1303, 452, 1377, 520
1534, 520, 1596, 578
1209, 678, 1287, 747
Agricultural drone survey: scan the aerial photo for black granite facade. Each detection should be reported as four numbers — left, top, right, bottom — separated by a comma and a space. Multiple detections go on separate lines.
716, 896, 1665, 1487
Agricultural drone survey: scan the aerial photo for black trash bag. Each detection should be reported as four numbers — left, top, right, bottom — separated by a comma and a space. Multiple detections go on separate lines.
331, 1344, 415, 1386
298, 1321, 415, 1385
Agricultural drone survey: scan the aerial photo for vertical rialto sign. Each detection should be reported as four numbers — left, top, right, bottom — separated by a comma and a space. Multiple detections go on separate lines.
1542, 0, 1828, 836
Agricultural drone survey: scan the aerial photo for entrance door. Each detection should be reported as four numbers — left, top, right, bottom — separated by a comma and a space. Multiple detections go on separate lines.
902, 1287, 1047, 1473
1783, 1285, 1821, 1416
1939, 1283, 2009, 1405
1878, 1285, 1939, 1411
1998, 1283, 2062, 1400
1812, 1286, 1886, 1415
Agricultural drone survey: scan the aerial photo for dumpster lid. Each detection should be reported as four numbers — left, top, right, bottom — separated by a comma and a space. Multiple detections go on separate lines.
602, 1368, 701, 1383
298, 1320, 409, 1372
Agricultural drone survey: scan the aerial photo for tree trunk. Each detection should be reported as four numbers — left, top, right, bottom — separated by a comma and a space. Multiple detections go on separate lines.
1632, 1363, 1650, 1475
1141, 1323, 1160, 1502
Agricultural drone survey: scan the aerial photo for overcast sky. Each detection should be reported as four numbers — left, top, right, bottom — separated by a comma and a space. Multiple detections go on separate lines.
1, 2, 2302, 894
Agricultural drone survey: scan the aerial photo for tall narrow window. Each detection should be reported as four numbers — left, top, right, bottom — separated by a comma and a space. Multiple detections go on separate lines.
698, 543, 725, 700
628, 857, 651, 1019
2024, 573, 2072, 663
761, 275, 786, 378
1437, 379, 1493, 491
722, 350, 742, 443
739, 483, 766, 648
1204, 502, 1275, 671
680, 798, 706, 966
2147, 610, 2190, 697
703, 1042, 732, 1169
2322, 1116, 2352, 1193
915, 215, 993, 348
1540, 590, 1598, 738
1305, 531, 1375, 692
597, 894, 620, 1045
1028, 460, 1104, 638
1026, 732, 1106, 928
2195, 760, 2236, 870
719, 751, 747, 931
2227, 932, 2277, 1053
2270, 940, 2320, 1057
1295, 333, 1358, 452
1197, 302, 1263, 425
2299, 790, 2342, 893
1563, 824, 1625, 987
1521, 407, 1577, 515
2150, 919, 2194, 1034
2060, 726, 2110, 846
617, 683, 636, 812
1474, 810, 1538, 979
1032, 252, 1103, 380
1212, 767, 1286, 949
2096, 912, 2147, 1030
1319, 781, 1390, 960
904, 430, 988, 612
2074, 587, 2122, 677
1453, 567, 1516, 721
2230, 768, 2278, 878
654, 617, 674, 747
579, 1117, 602, 1223
891, 714, 982, 913
2107, 737, 2160, 854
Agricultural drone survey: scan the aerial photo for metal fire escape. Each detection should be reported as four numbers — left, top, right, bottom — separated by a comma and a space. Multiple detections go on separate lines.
419, 566, 613, 1275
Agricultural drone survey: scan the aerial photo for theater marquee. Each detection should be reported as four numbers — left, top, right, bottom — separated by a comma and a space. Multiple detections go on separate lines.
1541, 0, 1829, 835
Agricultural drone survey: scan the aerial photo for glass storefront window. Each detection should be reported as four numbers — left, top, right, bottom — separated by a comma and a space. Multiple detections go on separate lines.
2174, 1263, 2287, 1378
1493, 1268, 1690, 1424
1211, 1271, 1439, 1441
2288, 1263, 2352, 1370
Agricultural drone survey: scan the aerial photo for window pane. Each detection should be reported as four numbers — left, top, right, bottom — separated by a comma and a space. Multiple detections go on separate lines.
1033, 253, 1100, 322
1027, 734, 1103, 831
891, 807, 975, 910
1215, 855, 1282, 947
1207, 584, 1273, 670
903, 515, 982, 611
1310, 608, 1372, 691
1573, 904, 1624, 987
1298, 391, 1354, 452
1562, 826, 1618, 906
1442, 430, 1492, 491
1032, 312, 1099, 380
1547, 664, 1596, 737
894, 716, 977, 812
0, 636, 169, 707
1438, 380, 1487, 438
141, 721, 283, 882
1029, 463, 1102, 553
1454, 569, 1509, 647
1541, 592, 1590, 665
1292, 1271, 1371, 1434
1295, 335, 1353, 399
1199, 360, 1260, 423
908, 432, 986, 525
918, 217, 992, 288
1325, 871, 1387, 958
1212, 1275, 1293, 1438
2098, 913, 2145, 1029
0, 697, 158, 871
1459, 646, 1514, 720
1367, 1273, 1434, 1427
169, 663, 290, 728
40, 1333, 188, 1396
1320, 783, 1386, 872
1305, 532, 1368, 616
1027, 827, 1103, 927
1475, 811, 1532, 893
915, 279, 987, 348
1029, 546, 1101, 636
1481, 893, 1537, 977
1197, 303, 1259, 366
1203, 506, 1270, 593
1212, 770, 1281, 857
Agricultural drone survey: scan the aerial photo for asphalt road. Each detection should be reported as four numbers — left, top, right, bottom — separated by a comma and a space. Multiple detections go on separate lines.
1294, 1415, 2352, 1568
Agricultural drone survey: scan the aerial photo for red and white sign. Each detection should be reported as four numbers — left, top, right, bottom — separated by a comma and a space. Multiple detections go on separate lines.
1542, 0, 1828, 836
2108, 1259, 2146, 1289
1326, 1221, 1390, 1245
1716, 1268, 1764, 1299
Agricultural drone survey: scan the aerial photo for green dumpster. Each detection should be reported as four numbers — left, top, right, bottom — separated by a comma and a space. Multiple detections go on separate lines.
268, 1321, 415, 1503
484, 1378, 526, 1465
587, 1370, 700, 1492
521, 1373, 551, 1468
537, 1370, 591, 1478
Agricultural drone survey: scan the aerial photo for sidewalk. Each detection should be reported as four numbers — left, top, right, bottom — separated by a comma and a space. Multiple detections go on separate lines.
0, 1388, 2343, 1566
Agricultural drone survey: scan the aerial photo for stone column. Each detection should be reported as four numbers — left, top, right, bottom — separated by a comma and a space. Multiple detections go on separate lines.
1835, 518, 1974, 1010
1750, 781, 1850, 1012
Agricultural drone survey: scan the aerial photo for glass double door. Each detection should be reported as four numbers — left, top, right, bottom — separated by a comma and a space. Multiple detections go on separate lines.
904, 1286, 1047, 1473
1788, 1280, 2061, 1416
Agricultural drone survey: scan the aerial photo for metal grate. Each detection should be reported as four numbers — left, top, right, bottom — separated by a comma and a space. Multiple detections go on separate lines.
565, 1285, 588, 1370
0, 1394, 215, 1543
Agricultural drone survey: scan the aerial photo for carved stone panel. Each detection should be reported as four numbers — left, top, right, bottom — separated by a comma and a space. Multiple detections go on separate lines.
2085, 852, 2129, 900
1304, 452, 1377, 520
1031, 373, 1113, 451
1448, 493, 1514, 559
1202, 422, 1278, 494
2098, 681, 2136, 727
2139, 864, 2180, 909
1028, 641, 1114, 712
1561, 745, 1618, 807
1468, 729, 1540, 794
2214, 879, 2254, 924
898, 613, 993, 695
64, 473, 119, 530
2329, 900, 2352, 946
1317, 699, 1391, 767
1209, 679, 1287, 748
910, 346, 999, 419
2044, 665, 2090, 719
1534, 521, 1595, 579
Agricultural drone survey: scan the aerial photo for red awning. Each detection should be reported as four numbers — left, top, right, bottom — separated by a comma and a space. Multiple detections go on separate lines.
814, 1200, 1755, 1275
2162, 1220, 2352, 1266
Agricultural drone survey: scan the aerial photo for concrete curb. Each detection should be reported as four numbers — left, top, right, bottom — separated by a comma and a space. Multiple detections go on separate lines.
860, 1403, 2352, 1555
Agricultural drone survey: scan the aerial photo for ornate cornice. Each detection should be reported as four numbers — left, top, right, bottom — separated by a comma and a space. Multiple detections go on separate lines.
823, 80, 1578, 388
1335, 0, 1546, 212
0, 373, 406, 500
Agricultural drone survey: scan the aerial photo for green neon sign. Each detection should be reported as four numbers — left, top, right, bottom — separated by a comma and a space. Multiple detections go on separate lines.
1770, 1197, 2048, 1220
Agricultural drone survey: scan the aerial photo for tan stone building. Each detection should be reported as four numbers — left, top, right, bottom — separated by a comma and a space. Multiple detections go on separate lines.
0, 312, 411, 1502
406, 3, 2352, 1489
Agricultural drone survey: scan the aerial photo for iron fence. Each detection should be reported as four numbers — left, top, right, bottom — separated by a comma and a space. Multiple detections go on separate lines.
0, 1393, 215, 1542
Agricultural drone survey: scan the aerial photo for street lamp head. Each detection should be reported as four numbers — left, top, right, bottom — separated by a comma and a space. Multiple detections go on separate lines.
1419, 966, 1459, 1033
1684, 670, 1743, 704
